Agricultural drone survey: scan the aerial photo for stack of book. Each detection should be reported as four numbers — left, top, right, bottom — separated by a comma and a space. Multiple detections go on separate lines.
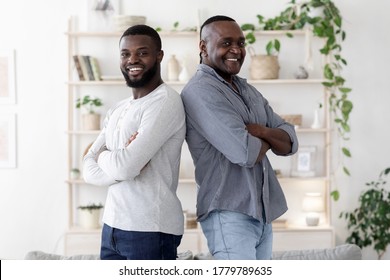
73, 55, 102, 81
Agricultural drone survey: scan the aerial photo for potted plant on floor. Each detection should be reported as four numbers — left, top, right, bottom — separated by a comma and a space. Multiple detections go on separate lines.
76, 95, 103, 131
78, 203, 104, 229
340, 167, 390, 259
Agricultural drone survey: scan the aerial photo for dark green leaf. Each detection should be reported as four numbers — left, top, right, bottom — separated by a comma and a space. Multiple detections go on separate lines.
342, 147, 351, 157
331, 190, 340, 201
339, 87, 352, 94
241, 23, 255, 31
245, 33, 256, 45
274, 39, 281, 52
343, 166, 351, 176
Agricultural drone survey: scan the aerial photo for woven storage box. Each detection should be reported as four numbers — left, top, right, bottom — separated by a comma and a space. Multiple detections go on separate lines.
249, 47, 280, 79
113, 15, 146, 32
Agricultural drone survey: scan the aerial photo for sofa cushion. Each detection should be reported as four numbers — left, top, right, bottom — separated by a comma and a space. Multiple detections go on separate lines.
272, 244, 362, 260
25, 251, 99, 260
25, 244, 362, 260
194, 244, 362, 260
25, 250, 193, 260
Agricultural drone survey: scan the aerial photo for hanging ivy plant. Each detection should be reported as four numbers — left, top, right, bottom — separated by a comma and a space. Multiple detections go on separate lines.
241, 0, 352, 200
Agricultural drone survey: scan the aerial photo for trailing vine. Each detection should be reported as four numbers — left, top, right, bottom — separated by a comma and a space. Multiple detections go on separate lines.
241, 0, 352, 200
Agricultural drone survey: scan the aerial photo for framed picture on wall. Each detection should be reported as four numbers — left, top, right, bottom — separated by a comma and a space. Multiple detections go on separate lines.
0, 49, 16, 104
291, 146, 317, 177
0, 114, 16, 168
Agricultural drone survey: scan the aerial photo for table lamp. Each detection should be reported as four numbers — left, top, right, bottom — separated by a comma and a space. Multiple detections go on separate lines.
302, 192, 324, 226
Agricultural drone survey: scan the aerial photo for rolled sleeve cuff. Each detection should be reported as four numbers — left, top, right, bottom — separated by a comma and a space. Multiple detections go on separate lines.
247, 134, 262, 167
279, 124, 299, 155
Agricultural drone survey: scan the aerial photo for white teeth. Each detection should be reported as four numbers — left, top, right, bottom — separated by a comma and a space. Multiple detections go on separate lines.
127, 67, 142, 72
227, 58, 238, 61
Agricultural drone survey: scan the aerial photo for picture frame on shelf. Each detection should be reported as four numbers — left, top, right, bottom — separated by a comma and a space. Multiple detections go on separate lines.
0, 49, 16, 104
291, 146, 317, 177
0, 114, 16, 168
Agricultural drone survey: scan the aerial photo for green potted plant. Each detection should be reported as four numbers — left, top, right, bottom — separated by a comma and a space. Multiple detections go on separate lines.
78, 203, 104, 229
340, 167, 390, 259
241, 0, 352, 200
75, 95, 103, 131
70, 168, 80, 180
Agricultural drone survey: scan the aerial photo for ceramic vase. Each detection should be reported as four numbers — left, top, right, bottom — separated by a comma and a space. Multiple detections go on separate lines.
311, 109, 321, 129
167, 55, 180, 81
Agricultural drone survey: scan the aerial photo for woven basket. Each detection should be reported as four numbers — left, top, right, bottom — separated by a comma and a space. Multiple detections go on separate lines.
248, 47, 280, 80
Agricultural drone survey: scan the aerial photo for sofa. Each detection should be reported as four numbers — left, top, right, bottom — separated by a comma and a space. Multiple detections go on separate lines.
25, 244, 362, 260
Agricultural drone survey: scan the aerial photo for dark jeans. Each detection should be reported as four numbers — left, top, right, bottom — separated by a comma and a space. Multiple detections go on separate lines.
100, 224, 182, 260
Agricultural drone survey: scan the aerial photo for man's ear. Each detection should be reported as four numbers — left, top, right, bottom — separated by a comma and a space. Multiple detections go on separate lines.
199, 40, 207, 57
157, 50, 164, 63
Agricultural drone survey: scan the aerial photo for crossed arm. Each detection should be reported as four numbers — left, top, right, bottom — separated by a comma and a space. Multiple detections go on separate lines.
94, 132, 138, 161
246, 124, 293, 163
182, 84, 297, 168
83, 131, 141, 186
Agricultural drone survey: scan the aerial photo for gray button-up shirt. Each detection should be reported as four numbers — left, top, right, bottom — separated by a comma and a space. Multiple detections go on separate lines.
181, 64, 298, 223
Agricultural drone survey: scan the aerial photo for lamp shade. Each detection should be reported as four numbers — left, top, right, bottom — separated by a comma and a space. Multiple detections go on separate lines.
302, 192, 324, 212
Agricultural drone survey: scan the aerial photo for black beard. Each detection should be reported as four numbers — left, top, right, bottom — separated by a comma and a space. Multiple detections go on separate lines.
121, 61, 159, 88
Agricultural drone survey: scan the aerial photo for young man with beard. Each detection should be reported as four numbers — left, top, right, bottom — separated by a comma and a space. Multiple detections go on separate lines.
82, 25, 186, 260
181, 15, 299, 260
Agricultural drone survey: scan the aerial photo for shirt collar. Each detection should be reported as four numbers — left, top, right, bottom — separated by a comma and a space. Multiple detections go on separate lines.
198, 64, 247, 92
198, 64, 243, 83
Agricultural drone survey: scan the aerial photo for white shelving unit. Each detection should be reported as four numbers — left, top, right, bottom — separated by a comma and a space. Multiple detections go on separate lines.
65, 17, 334, 255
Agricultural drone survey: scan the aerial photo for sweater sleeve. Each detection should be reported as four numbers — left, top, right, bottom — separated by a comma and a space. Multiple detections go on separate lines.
82, 132, 117, 187
97, 91, 185, 181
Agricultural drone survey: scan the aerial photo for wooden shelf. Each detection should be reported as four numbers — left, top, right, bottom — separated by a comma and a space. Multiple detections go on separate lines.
67, 79, 325, 86
65, 16, 334, 254
277, 176, 330, 183
66, 30, 198, 38
296, 128, 331, 133
66, 130, 100, 135
248, 79, 325, 84
67, 80, 191, 86
252, 30, 308, 36
65, 29, 307, 38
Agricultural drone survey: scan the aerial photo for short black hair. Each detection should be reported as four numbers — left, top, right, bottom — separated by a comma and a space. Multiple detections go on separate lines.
120, 24, 162, 51
199, 15, 236, 63
200, 15, 236, 39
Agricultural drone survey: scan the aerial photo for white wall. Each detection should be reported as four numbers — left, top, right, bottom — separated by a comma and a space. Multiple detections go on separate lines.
0, 0, 389, 260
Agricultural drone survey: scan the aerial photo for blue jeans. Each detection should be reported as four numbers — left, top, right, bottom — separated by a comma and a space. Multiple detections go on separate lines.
200, 210, 273, 260
100, 224, 182, 260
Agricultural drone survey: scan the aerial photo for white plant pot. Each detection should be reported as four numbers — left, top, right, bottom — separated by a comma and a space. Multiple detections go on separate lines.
79, 209, 101, 229
70, 169, 80, 180
82, 113, 101, 130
